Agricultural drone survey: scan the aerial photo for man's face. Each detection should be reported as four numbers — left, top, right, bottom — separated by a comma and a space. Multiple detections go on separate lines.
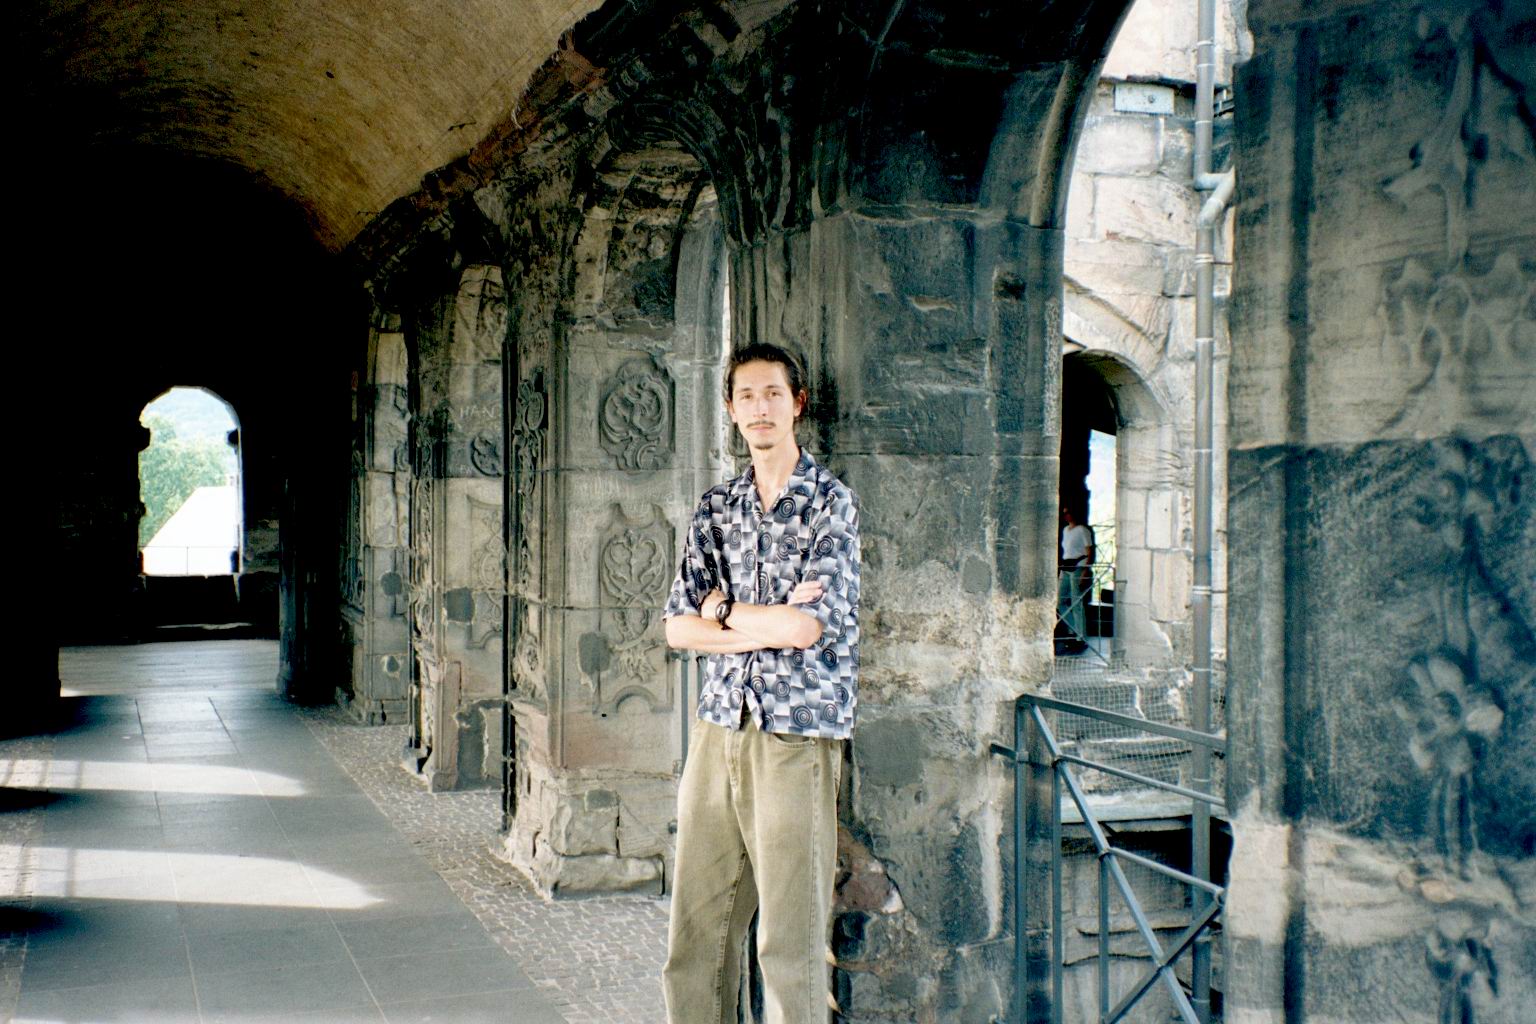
727, 359, 803, 452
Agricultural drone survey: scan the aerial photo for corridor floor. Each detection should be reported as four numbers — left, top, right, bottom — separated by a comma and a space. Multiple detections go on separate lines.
1, 641, 669, 1024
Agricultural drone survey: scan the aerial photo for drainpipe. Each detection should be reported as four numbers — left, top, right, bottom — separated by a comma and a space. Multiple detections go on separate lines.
1191, 1, 1233, 1022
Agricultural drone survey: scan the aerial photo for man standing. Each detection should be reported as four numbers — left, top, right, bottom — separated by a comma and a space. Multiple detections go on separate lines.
661, 342, 860, 1024
1057, 505, 1095, 655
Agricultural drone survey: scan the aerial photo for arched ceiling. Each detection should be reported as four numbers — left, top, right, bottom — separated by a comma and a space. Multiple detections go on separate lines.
19, 0, 605, 251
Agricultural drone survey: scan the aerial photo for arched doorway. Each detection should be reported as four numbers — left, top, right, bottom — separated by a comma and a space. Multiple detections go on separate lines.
139, 387, 242, 576
137, 386, 248, 635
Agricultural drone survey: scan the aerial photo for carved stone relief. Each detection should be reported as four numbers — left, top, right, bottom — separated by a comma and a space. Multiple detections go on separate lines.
1382, 10, 1535, 264
599, 356, 674, 470
583, 504, 673, 711
452, 265, 508, 364
1387, 441, 1533, 877
470, 434, 503, 476
513, 371, 547, 594
1377, 251, 1535, 435
409, 475, 438, 665
467, 494, 505, 650
343, 452, 366, 611
510, 369, 547, 705
1382, 439, 1534, 1023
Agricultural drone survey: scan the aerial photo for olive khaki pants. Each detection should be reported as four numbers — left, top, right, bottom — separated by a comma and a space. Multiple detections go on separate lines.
663, 718, 841, 1024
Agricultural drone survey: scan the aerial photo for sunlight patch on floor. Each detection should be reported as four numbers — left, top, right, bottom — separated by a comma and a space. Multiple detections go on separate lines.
2, 845, 381, 910
0, 759, 305, 797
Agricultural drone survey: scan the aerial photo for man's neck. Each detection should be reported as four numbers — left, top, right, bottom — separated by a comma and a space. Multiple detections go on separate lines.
750, 440, 801, 508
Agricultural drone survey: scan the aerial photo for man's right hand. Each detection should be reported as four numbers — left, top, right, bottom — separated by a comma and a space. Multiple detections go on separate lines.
786, 578, 825, 606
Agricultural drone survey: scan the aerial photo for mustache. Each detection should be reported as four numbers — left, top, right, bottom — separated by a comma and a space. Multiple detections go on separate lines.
747, 421, 774, 428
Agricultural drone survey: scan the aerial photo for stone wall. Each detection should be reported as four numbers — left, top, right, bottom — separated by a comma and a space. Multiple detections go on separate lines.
1063, 0, 1242, 675
1225, 2, 1535, 1022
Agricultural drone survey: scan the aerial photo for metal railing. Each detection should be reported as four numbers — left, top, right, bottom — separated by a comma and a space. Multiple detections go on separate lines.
1057, 560, 1114, 665
993, 694, 1226, 1024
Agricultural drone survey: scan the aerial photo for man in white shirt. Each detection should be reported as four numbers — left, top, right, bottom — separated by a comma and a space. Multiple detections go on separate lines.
1058, 505, 1095, 654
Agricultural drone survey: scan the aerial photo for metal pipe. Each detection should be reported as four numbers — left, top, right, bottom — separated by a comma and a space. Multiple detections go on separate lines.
1190, 0, 1232, 1020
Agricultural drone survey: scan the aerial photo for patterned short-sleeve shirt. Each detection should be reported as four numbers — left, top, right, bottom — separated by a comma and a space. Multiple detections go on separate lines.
662, 449, 860, 740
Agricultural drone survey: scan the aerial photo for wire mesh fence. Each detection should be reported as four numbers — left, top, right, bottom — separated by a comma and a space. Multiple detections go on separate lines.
1043, 667, 1226, 800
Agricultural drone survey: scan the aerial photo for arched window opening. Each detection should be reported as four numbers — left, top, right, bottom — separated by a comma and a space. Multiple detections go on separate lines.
139, 387, 242, 576
1057, 351, 1120, 660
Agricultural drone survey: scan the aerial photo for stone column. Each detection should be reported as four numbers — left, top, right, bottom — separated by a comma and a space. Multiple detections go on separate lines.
1225, 3, 1536, 1022
341, 323, 413, 723
409, 265, 508, 790
505, 174, 726, 895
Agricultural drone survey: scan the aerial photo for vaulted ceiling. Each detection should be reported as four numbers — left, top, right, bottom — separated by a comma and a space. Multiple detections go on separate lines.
20, 0, 604, 250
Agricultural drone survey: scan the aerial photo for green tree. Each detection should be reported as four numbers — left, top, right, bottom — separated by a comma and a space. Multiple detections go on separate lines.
138, 415, 237, 547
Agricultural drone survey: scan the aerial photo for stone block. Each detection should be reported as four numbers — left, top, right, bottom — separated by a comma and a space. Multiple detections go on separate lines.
549, 789, 619, 856
1073, 113, 1160, 177
1065, 237, 1170, 300
1094, 175, 1197, 248
1145, 489, 1178, 550
1065, 170, 1096, 242
614, 778, 677, 860
1161, 246, 1196, 298
1149, 549, 1191, 623
543, 850, 663, 898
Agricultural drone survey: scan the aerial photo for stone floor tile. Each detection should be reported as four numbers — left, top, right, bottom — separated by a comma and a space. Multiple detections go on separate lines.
333, 909, 494, 960
355, 944, 538, 1003
379, 989, 568, 1024
13, 972, 200, 1023
185, 920, 353, 976
194, 959, 377, 1018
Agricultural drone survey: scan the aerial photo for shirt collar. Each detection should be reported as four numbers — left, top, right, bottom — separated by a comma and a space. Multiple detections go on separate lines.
729, 448, 817, 505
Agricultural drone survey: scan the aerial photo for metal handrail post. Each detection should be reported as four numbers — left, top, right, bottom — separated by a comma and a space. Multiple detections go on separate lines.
1098, 852, 1111, 1023
1051, 761, 1063, 1024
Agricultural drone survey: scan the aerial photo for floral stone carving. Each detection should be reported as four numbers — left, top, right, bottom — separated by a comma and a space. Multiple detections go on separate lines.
599, 356, 673, 470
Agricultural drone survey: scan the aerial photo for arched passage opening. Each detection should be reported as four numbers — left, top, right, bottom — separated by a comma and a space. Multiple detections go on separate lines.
1058, 349, 1181, 669
136, 386, 250, 635
139, 387, 242, 576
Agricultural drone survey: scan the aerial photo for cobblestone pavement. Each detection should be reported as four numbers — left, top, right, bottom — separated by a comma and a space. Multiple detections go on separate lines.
299, 707, 670, 1024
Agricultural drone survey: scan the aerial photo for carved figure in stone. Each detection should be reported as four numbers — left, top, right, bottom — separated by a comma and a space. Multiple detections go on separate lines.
1397, 651, 1503, 874
470, 434, 503, 476
512, 371, 547, 594
1390, 441, 1534, 879
509, 370, 547, 703
1382, 11, 1535, 265
1377, 252, 1536, 436
467, 494, 505, 650
409, 476, 438, 660
599, 356, 674, 470
453, 265, 508, 363
1426, 912, 1498, 1024
591, 504, 672, 709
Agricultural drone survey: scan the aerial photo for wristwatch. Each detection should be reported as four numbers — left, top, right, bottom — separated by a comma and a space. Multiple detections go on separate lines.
715, 595, 734, 628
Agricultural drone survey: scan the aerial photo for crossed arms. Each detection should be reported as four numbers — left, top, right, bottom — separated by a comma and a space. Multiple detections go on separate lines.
663, 579, 825, 653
